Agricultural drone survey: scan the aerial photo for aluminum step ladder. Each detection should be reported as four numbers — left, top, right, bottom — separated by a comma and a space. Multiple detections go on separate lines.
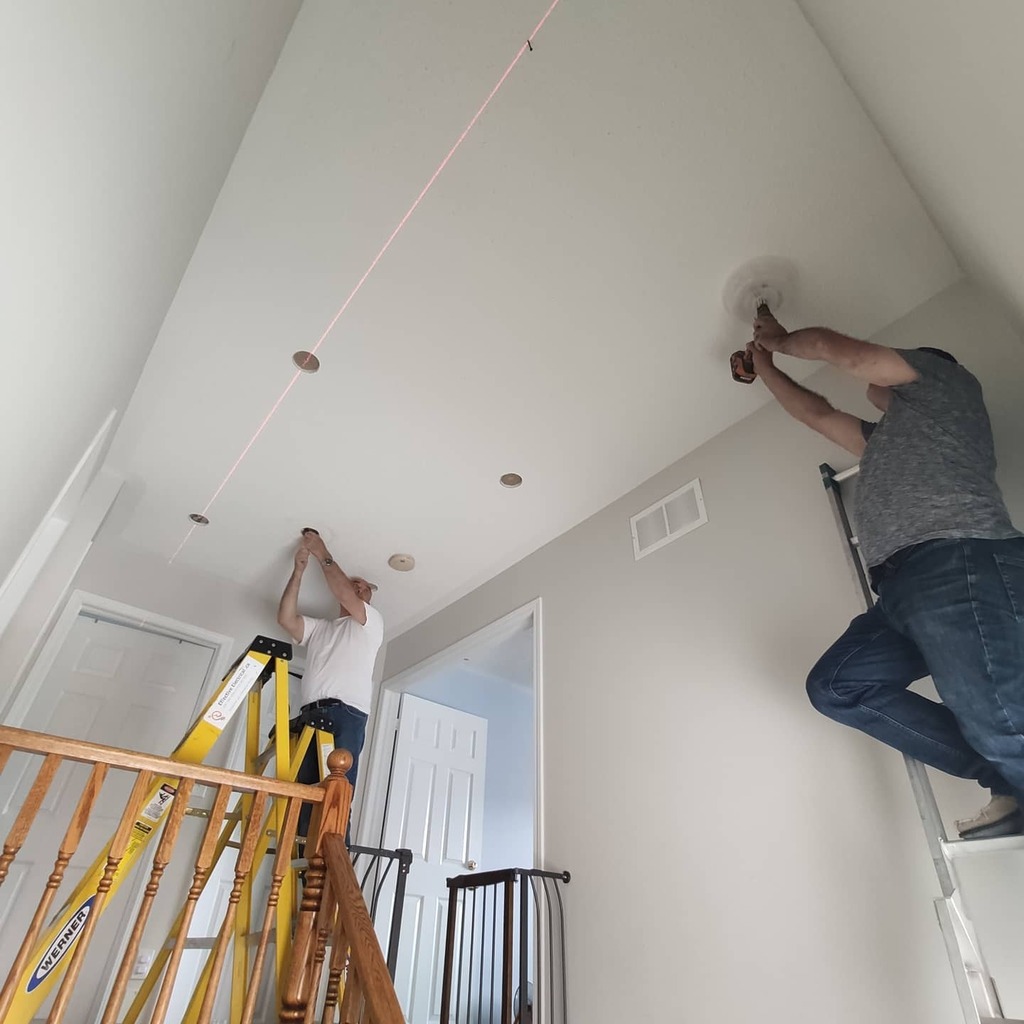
821, 462, 1024, 1024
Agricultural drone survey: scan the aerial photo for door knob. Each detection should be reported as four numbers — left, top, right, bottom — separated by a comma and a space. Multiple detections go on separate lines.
466, 860, 477, 871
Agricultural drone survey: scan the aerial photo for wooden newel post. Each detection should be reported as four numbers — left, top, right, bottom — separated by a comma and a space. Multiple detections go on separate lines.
279, 750, 354, 1023
309, 749, 354, 857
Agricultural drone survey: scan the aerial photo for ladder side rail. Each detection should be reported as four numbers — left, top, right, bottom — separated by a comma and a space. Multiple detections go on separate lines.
820, 463, 1004, 1023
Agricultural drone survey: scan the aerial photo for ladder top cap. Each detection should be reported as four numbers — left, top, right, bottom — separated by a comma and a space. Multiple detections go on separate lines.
250, 636, 293, 661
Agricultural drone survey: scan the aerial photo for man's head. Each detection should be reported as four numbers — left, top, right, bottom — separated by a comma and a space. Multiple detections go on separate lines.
867, 346, 959, 412
340, 577, 376, 617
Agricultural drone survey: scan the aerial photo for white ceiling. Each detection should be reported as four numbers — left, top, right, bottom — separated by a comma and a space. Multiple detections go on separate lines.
797, 0, 1024, 331
103, 0, 962, 635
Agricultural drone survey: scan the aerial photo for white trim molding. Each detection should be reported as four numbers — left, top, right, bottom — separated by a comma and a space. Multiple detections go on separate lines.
0, 409, 118, 639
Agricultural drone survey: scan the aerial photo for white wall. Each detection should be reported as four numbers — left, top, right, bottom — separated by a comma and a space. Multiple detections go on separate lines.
383, 280, 1024, 1024
73, 535, 278, 662
408, 666, 534, 871
0, 2, 299, 586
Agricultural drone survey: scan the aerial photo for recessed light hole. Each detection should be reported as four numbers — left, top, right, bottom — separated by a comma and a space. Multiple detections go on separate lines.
189, 513, 210, 525
388, 553, 416, 572
500, 473, 523, 489
293, 351, 321, 374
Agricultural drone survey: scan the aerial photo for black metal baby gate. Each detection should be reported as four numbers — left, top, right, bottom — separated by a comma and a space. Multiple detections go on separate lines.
439, 866, 571, 1024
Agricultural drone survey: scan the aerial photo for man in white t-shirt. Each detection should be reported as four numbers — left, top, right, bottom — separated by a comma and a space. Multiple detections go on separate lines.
277, 528, 385, 841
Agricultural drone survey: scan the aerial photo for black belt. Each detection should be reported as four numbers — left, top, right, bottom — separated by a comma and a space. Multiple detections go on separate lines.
302, 698, 344, 712
868, 541, 934, 592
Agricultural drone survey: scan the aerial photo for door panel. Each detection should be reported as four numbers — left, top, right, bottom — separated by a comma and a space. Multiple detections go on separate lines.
384, 694, 487, 1024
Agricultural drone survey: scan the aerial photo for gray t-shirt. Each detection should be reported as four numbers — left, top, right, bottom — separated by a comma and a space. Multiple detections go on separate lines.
854, 348, 1020, 567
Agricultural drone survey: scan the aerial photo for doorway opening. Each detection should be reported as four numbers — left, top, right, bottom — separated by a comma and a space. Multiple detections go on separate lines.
358, 600, 542, 1024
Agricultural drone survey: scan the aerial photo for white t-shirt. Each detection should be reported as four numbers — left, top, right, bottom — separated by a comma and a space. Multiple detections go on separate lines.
299, 604, 384, 713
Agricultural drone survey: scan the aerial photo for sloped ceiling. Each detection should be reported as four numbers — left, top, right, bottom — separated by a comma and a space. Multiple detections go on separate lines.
102, 0, 960, 634
798, 0, 1024, 331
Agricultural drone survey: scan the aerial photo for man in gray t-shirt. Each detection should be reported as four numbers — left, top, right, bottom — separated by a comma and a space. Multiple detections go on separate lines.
745, 312, 1024, 839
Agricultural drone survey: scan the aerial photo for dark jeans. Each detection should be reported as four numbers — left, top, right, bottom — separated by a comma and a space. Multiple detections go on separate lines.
296, 700, 369, 844
806, 537, 1024, 801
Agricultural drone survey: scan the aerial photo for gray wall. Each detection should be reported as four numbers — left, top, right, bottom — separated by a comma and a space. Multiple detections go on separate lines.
382, 280, 1024, 1024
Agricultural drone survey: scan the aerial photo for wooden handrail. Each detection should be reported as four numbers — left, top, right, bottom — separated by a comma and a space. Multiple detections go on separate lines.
0, 724, 323, 801
277, 750, 407, 1024
0, 727, 407, 1024
322, 833, 407, 1024
279, 749, 355, 1021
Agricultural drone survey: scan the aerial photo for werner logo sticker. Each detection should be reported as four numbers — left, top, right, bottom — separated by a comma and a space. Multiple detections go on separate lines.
27, 896, 95, 992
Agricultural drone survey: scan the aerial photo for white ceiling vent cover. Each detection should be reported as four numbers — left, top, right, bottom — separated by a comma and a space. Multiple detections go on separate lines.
630, 478, 708, 560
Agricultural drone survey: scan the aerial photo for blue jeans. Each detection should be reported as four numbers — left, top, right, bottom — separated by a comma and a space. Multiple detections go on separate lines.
296, 700, 368, 842
806, 537, 1024, 801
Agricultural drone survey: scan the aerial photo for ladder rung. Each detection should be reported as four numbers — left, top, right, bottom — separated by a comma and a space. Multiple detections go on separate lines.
942, 834, 1024, 860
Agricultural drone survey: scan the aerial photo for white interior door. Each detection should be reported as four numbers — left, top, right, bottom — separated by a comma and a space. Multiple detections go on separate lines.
0, 614, 216, 1024
383, 693, 487, 1024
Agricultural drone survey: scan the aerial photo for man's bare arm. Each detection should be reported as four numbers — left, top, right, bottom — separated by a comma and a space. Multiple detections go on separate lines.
754, 314, 918, 387
749, 346, 866, 457
277, 548, 309, 643
301, 530, 368, 625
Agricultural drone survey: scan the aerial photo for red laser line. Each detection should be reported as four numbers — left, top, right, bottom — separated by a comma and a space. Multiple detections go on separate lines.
169, 0, 564, 563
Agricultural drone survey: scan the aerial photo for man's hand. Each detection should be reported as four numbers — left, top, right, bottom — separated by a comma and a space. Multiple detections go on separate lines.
294, 546, 310, 572
747, 342, 775, 378
301, 528, 330, 563
752, 312, 789, 353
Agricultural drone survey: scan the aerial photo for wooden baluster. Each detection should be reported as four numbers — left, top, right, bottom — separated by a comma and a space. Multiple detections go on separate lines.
321, 905, 351, 1024
280, 750, 354, 1023
0, 752, 61, 886
283, 854, 327, 1023
194, 791, 270, 1024
321, 833, 405, 1024
0, 762, 108, 1020
98, 776, 194, 1024
338, 967, 363, 1024
241, 797, 301, 1023
150, 784, 233, 1024
305, 874, 338, 1024
0, 744, 13, 775
47, 768, 155, 1024
120, 803, 243, 1024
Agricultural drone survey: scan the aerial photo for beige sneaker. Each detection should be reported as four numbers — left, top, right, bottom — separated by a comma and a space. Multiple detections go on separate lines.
955, 795, 1022, 839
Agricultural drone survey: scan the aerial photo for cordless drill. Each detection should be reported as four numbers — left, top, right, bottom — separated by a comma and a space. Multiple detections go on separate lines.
729, 300, 772, 384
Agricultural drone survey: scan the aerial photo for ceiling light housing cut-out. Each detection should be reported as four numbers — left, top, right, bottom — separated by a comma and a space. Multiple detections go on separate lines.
189, 513, 210, 525
500, 473, 523, 489
292, 351, 321, 373
388, 553, 416, 572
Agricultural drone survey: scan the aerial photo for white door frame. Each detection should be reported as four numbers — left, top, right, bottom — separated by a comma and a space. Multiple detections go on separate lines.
357, 598, 544, 867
